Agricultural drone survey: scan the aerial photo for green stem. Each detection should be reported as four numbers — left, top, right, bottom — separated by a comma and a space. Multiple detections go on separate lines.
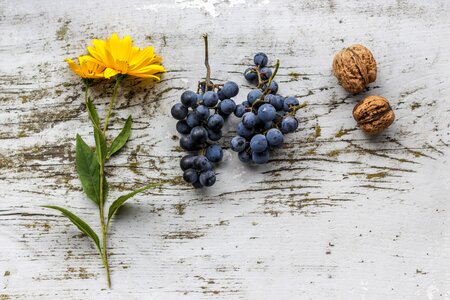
98, 77, 122, 288
251, 59, 280, 110
99, 164, 111, 288
103, 78, 121, 135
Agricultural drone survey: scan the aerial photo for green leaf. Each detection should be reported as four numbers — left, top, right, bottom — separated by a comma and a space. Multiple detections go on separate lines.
107, 183, 160, 227
86, 98, 100, 128
76, 134, 106, 205
42, 205, 101, 253
94, 127, 107, 164
107, 116, 132, 159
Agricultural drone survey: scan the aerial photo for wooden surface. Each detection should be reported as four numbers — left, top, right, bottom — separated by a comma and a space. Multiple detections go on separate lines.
1, 0, 450, 299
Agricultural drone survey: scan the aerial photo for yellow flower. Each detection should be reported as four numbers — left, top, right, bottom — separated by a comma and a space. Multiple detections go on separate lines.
66, 56, 106, 79
85, 33, 166, 79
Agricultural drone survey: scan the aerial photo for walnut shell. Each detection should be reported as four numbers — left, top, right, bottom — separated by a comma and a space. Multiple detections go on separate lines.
332, 44, 377, 94
353, 96, 395, 134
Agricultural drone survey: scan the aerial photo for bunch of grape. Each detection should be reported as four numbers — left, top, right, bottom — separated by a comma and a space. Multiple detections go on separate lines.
171, 81, 239, 188
230, 52, 300, 164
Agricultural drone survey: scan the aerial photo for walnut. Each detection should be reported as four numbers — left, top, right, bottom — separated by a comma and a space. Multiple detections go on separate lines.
332, 44, 377, 94
353, 96, 395, 134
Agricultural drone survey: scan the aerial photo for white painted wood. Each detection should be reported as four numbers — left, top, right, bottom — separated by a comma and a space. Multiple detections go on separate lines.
1, 0, 450, 298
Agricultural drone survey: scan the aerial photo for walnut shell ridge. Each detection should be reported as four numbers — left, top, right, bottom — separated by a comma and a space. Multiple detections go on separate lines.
353, 96, 395, 134
333, 44, 377, 94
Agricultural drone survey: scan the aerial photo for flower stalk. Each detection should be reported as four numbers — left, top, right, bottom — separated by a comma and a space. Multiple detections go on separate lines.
44, 33, 165, 288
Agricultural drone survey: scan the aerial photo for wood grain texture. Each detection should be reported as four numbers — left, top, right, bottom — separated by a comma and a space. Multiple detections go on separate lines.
1, 0, 450, 298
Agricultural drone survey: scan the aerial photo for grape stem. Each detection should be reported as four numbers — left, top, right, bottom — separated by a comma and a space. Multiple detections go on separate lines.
203, 33, 211, 92
251, 59, 280, 110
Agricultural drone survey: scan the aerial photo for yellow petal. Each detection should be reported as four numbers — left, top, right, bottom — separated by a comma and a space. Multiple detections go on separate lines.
104, 68, 119, 78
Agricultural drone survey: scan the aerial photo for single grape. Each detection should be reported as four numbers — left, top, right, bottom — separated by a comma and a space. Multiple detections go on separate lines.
192, 180, 203, 189
247, 90, 262, 105
181, 90, 198, 107
183, 168, 198, 183
195, 105, 210, 120
180, 154, 196, 170
221, 81, 239, 98
218, 99, 236, 115
283, 97, 299, 112
186, 112, 201, 128
260, 67, 272, 80
250, 134, 268, 153
199, 170, 216, 187
171, 103, 188, 120
238, 150, 252, 163
254, 52, 268, 67
230, 136, 247, 152
280, 116, 299, 133
237, 122, 254, 138
207, 114, 224, 131
194, 155, 211, 171
266, 128, 284, 146
203, 91, 219, 107
190, 126, 208, 144
217, 89, 226, 101
257, 103, 276, 122
207, 128, 222, 141
264, 80, 278, 94
176, 120, 191, 134
234, 104, 246, 117
252, 149, 270, 164
244, 67, 257, 82
242, 112, 257, 129
205, 144, 223, 162
270, 95, 285, 110
180, 134, 197, 151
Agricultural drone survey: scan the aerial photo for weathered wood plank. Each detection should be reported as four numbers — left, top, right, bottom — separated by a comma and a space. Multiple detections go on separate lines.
1, 0, 450, 298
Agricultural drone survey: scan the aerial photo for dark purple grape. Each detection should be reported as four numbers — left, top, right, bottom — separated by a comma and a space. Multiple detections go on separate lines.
250, 134, 268, 153
252, 149, 269, 164
280, 116, 299, 133
171, 103, 188, 120
183, 168, 198, 183
203, 91, 219, 107
190, 126, 208, 144
195, 105, 210, 120
218, 99, 236, 115
260, 67, 272, 80
266, 128, 283, 146
230, 136, 247, 152
194, 155, 211, 171
257, 104, 276, 122
205, 144, 223, 162
283, 97, 299, 112
238, 150, 252, 163
186, 112, 201, 128
244, 68, 257, 82
199, 170, 216, 187
247, 90, 262, 105
181, 90, 198, 107
254, 52, 268, 67
180, 155, 196, 170
207, 114, 224, 131
221, 81, 239, 98
180, 135, 198, 151
176, 120, 191, 134
234, 104, 246, 117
